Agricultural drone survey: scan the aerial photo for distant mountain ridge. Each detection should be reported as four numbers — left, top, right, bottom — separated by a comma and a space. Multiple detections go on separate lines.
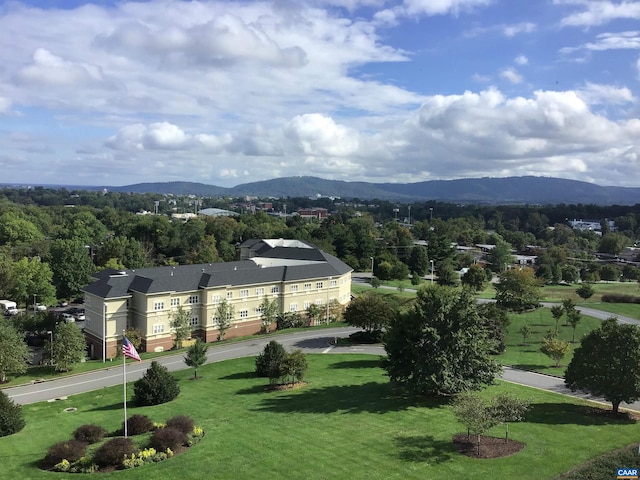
108, 176, 640, 205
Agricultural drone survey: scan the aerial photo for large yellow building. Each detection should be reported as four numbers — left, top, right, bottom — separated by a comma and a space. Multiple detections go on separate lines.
82, 239, 353, 359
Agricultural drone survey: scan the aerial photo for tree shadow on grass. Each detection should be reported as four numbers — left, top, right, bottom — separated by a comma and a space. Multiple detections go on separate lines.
510, 363, 552, 371
394, 434, 456, 463
88, 402, 127, 412
292, 337, 335, 349
329, 358, 384, 369
526, 402, 636, 426
253, 382, 449, 415
219, 371, 257, 380
235, 384, 271, 395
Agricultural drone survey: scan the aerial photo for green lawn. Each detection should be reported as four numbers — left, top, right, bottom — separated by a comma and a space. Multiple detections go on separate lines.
499, 309, 604, 376
2, 354, 638, 480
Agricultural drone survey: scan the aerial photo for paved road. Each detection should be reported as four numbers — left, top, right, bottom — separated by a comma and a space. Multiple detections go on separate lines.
5, 326, 638, 412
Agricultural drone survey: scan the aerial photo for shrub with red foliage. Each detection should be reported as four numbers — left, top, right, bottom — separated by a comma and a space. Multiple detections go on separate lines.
166, 415, 194, 435
150, 427, 187, 451
94, 437, 135, 467
73, 424, 107, 444
125, 414, 154, 435
43, 440, 87, 468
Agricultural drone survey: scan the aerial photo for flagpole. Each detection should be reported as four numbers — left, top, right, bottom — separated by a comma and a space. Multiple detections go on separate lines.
123, 332, 128, 438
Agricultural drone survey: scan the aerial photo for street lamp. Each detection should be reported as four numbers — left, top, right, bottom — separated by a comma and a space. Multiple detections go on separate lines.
430, 260, 435, 284
46, 330, 53, 364
102, 303, 107, 363
370, 257, 374, 283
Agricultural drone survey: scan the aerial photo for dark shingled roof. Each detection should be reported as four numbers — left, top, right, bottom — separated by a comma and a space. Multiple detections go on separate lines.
83, 239, 352, 299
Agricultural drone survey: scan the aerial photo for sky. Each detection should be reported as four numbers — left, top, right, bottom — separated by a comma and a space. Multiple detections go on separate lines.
1, 0, 640, 189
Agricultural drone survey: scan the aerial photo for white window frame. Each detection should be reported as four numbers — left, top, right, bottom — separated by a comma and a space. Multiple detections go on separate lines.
170, 298, 180, 307
226, 291, 233, 300
190, 317, 199, 326
271, 286, 279, 294
316, 282, 323, 289
152, 324, 164, 334
188, 295, 198, 304
240, 289, 249, 298
211, 294, 221, 303
239, 310, 248, 318
304, 283, 311, 291
290, 284, 298, 292
256, 287, 265, 296
289, 303, 297, 312
154, 301, 164, 311
330, 279, 337, 287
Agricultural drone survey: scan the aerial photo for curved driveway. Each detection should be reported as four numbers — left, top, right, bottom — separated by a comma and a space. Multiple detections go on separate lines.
5, 325, 640, 412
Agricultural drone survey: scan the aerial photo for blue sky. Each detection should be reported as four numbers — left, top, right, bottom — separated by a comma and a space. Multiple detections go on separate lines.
1, 0, 640, 188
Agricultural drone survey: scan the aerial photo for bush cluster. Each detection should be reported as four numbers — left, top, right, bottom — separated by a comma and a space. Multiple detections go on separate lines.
166, 415, 194, 435
43, 440, 87, 468
602, 293, 640, 304
0, 391, 25, 437
73, 424, 106, 444
125, 414, 154, 435
94, 437, 135, 468
276, 312, 309, 330
255, 340, 287, 377
150, 427, 187, 451
349, 330, 385, 344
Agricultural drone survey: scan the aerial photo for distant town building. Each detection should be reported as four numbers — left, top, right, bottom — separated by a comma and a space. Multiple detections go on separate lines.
569, 219, 615, 232
198, 207, 239, 217
297, 207, 328, 220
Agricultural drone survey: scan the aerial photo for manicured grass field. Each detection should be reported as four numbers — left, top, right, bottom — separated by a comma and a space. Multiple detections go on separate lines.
499, 309, 604, 376
1, 354, 638, 480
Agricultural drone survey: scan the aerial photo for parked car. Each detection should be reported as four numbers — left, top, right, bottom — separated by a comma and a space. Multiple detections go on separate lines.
35, 304, 47, 312
73, 310, 85, 321
59, 312, 75, 323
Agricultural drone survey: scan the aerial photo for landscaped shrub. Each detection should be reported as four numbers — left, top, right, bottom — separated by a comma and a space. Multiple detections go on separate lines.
125, 414, 154, 435
255, 340, 287, 377
276, 312, 309, 330
73, 424, 107, 444
150, 427, 187, 451
132, 361, 180, 406
166, 415, 194, 435
0, 390, 25, 436
43, 440, 87, 468
602, 293, 640, 304
94, 437, 135, 468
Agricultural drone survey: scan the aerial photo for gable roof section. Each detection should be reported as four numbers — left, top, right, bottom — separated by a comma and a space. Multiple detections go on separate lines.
83, 239, 352, 299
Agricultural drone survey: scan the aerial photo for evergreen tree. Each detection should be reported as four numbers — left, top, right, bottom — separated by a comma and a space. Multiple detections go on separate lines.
133, 361, 180, 406
0, 390, 25, 437
184, 339, 208, 379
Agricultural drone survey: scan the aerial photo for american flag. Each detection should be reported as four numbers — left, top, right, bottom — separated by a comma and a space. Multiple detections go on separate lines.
122, 336, 141, 362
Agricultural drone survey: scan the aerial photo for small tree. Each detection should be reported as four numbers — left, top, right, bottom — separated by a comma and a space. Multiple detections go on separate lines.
306, 303, 323, 326
215, 299, 234, 341
52, 321, 86, 372
540, 337, 570, 367
489, 392, 530, 443
561, 299, 576, 324
280, 349, 308, 385
259, 296, 279, 334
370, 276, 381, 289
461, 264, 487, 292
576, 283, 595, 300
343, 292, 394, 334
123, 327, 143, 350
184, 339, 208, 379
133, 360, 180, 406
519, 324, 532, 345
451, 391, 498, 455
0, 323, 30, 383
566, 308, 582, 342
170, 306, 192, 349
0, 390, 25, 436
255, 341, 287, 380
550, 305, 564, 334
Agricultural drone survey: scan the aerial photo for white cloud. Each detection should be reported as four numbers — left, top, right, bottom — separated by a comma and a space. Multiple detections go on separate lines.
558, 0, 640, 27
402, 0, 493, 16
0, 96, 11, 114
500, 68, 523, 84
576, 82, 635, 104
503, 22, 536, 37
16, 48, 111, 87
514, 55, 529, 65
285, 113, 359, 156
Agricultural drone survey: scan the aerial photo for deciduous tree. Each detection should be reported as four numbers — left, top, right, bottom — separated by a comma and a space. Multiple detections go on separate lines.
343, 292, 394, 334
52, 321, 86, 372
170, 306, 192, 349
494, 267, 542, 311
0, 323, 30, 383
383, 284, 501, 396
259, 296, 279, 333
461, 264, 487, 292
215, 299, 234, 341
489, 393, 530, 443
565, 318, 640, 414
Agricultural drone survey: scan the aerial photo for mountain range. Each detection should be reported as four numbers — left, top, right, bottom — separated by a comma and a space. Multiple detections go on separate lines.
107, 176, 640, 206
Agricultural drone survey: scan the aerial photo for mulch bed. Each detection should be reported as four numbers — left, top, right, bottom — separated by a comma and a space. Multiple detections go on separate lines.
267, 382, 307, 392
452, 434, 525, 459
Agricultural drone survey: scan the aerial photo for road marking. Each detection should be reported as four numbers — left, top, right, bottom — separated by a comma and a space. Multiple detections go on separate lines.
322, 346, 334, 353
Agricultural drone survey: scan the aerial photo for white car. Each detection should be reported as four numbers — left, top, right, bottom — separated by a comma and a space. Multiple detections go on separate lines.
35, 304, 47, 312
60, 313, 75, 323
74, 311, 85, 321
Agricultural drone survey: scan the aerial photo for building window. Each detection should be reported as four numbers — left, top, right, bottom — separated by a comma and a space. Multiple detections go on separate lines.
256, 287, 264, 296
154, 301, 164, 311
226, 291, 233, 300
188, 295, 198, 304
239, 310, 248, 318
212, 316, 219, 326
290, 303, 297, 312
315, 299, 323, 306
271, 286, 279, 294
290, 284, 298, 292
190, 317, 199, 326
303, 301, 310, 310
152, 324, 164, 334
255, 306, 263, 315
304, 283, 311, 291
316, 282, 323, 289
240, 289, 249, 298
330, 279, 337, 287
171, 298, 180, 307
211, 295, 221, 303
